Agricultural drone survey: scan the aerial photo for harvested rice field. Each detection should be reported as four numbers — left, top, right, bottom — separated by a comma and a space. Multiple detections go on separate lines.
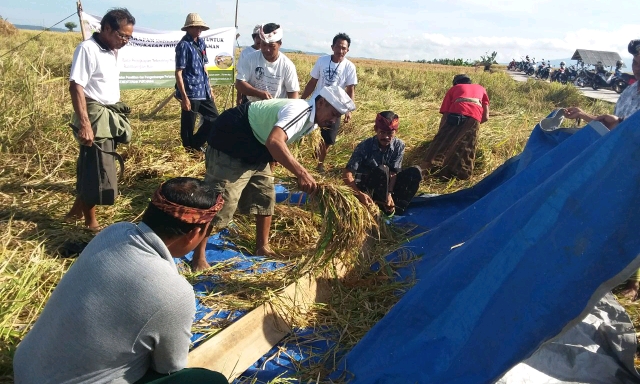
2, 25, 628, 383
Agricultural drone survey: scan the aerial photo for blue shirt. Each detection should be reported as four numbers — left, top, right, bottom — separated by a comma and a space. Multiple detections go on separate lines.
175, 34, 210, 100
346, 136, 405, 184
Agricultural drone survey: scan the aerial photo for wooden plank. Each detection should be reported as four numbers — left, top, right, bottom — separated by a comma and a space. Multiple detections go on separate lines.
187, 271, 334, 380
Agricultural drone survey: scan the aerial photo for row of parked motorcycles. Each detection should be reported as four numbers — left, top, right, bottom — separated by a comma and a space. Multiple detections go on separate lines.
507, 58, 635, 94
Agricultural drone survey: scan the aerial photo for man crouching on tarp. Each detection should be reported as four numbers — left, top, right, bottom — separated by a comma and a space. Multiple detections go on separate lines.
14, 178, 229, 384
343, 111, 422, 216
64, 8, 134, 232
191, 85, 356, 271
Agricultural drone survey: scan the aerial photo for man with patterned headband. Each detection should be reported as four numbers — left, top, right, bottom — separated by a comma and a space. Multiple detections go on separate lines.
13, 178, 228, 384
235, 22, 300, 102
191, 85, 356, 270
343, 111, 422, 216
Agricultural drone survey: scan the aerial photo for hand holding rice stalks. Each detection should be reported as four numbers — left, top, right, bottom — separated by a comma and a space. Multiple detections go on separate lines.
296, 183, 382, 275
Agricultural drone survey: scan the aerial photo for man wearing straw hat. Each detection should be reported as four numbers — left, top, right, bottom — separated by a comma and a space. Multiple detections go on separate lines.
190, 85, 356, 271
14, 177, 228, 383
236, 24, 263, 105
235, 22, 300, 103
175, 13, 219, 152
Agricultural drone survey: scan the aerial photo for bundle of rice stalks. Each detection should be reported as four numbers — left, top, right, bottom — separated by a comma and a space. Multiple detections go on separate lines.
0, 18, 17, 37
297, 184, 381, 275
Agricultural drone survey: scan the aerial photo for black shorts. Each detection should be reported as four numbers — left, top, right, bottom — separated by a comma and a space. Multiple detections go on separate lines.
320, 118, 341, 145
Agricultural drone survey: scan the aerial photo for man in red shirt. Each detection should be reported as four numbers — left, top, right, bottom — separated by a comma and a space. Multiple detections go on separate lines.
421, 74, 489, 180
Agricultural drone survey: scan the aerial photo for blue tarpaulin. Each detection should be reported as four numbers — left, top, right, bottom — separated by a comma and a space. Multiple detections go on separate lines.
333, 111, 640, 383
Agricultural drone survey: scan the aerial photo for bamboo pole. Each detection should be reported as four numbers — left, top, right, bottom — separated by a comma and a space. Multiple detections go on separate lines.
76, 0, 86, 40
231, 0, 239, 108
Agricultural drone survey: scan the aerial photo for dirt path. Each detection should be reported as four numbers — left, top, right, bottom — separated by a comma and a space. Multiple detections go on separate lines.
507, 71, 620, 104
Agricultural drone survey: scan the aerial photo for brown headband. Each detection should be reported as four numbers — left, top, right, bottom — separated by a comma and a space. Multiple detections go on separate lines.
375, 113, 399, 132
151, 186, 224, 224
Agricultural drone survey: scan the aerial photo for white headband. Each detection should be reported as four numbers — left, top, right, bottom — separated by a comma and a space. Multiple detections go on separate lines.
259, 26, 283, 43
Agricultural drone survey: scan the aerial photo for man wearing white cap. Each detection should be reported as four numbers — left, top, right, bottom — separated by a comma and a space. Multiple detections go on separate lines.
236, 24, 263, 105
235, 22, 300, 103
191, 85, 356, 270
175, 13, 219, 151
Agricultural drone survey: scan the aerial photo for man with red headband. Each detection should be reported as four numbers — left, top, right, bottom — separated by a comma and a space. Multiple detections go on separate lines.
343, 111, 422, 215
13, 178, 228, 384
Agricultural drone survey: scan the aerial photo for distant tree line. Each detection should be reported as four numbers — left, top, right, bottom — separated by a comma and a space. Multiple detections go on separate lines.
403, 58, 475, 67
403, 51, 499, 70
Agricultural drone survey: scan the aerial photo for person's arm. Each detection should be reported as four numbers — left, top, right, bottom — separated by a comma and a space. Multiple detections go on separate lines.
300, 77, 318, 100
265, 127, 316, 193
594, 114, 624, 130
144, 292, 195, 374
343, 168, 374, 206
344, 84, 356, 123
386, 171, 397, 210
481, 104, 489, 123
563, 107, 598, 122
284, 60, 300, 100
174, 69, 191, 111
69, 81, 94, 147
235, 80, 272, 100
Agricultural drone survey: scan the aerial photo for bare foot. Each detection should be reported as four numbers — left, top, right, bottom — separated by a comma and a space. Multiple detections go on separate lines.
85, 218, 100, 232
86, 224, 103, 233
620, 281, 639, 301
191, 256, 211, 272
64, 213, 83, 223
255, 245, 278, 258
65, 197, 85, 222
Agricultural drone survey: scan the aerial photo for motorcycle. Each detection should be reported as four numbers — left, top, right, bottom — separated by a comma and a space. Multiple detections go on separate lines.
564, 65, 579, 84
537, 64, 551, 80
524, 61, 536, 76
574, 67, 595, 88
591, 68, 630, 92
508, 60, 517, 71
611, 73, 635, 94
550, 67, 566, 83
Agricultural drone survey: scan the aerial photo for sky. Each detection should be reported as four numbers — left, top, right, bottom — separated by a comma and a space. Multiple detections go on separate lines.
2, 0, 639, 64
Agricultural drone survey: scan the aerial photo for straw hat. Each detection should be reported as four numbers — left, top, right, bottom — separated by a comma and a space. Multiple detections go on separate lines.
182, 13, 209, 31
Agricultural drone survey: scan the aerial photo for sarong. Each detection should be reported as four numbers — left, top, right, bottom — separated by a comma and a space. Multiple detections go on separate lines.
422, 116, 480, 180
76, 139, 118, 206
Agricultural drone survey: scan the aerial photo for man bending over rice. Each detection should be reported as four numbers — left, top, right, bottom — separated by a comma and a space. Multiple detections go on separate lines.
191, 85, 356, 271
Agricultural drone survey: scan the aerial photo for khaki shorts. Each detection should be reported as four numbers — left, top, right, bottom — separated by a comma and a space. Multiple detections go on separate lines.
204, 147, 275, 228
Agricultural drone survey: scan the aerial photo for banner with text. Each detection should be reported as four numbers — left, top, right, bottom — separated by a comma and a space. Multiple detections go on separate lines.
81, 12, 235, 89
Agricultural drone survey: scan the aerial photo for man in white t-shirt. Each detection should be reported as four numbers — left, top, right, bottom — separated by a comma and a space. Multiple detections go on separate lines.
190, 86, 356, 271
235, 23, 300, 103
64, 8, 135, 231
236, 24, 262, 105
301, 33, 357, 173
